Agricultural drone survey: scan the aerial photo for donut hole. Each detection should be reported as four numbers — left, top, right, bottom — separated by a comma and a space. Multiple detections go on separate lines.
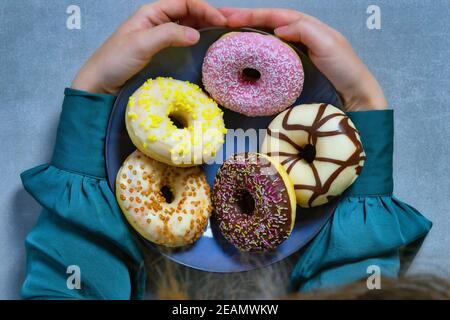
169, 113, 187, 129
235, 190, 256, 215
160, 186, 174, 204
242, 68, 261, 82
302, 144, 317, 164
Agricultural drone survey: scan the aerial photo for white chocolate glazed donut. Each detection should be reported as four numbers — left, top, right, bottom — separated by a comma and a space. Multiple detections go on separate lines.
126, 77, 227, 167
116, 150, 212, 247
262, 104, 366, 208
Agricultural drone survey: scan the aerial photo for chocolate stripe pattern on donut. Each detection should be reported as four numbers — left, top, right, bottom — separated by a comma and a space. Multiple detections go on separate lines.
266, 104, 366, 207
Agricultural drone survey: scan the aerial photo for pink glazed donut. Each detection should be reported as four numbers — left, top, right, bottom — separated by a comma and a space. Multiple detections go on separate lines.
202, 32, 304, 117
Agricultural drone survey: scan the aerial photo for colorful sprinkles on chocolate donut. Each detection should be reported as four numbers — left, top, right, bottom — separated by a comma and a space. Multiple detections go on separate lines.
212, 153, 296, 251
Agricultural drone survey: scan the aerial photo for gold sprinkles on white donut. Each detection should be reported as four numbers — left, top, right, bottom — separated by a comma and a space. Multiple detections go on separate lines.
126, 77, 227, 167
116, 150, 212, 247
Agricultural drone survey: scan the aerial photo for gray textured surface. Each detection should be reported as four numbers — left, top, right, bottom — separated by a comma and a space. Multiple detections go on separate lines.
0, 0, 449, 300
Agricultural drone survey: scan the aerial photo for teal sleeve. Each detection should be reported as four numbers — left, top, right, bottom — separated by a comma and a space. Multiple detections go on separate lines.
290, 110, 432, 292
21, 89, 146, 300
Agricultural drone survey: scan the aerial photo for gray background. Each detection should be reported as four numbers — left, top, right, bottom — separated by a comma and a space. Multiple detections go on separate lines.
0, 0, 449, 299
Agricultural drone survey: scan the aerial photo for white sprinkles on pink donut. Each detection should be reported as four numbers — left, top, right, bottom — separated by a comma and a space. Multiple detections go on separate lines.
202, 32, 304, 117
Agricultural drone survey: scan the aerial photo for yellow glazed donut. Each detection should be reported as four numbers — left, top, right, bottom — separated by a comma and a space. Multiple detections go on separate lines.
262, 103, 366, 208
126, 77, 227, 167
116, 150, 212, 247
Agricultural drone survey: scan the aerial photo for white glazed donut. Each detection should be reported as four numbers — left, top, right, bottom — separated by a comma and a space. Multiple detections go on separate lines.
262, 103, 366, 208
126, 77, 227, 167
116, 150, 212, 247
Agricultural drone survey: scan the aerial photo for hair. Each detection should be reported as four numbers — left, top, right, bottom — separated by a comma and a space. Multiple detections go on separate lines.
144, 249, 294, 300
286, 275, 450, 300
143, 250, 450, 300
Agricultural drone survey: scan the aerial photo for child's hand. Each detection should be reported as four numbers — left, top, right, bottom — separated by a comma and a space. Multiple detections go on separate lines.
72, 0, 226, 95
220, 8, 387, 111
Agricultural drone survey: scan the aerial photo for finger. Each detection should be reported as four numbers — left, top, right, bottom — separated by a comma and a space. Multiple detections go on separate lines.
140, 0, 227, 27
218, 7, 240, 17
130, 22, 200, 60
274, 18, 347, 56
178, 15, 218, 29
220, 8, 304, 28
184, 0, 227, 26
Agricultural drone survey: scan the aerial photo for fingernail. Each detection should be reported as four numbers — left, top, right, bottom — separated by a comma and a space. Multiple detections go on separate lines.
275, 26, 289, 36
185, 28, 200, 42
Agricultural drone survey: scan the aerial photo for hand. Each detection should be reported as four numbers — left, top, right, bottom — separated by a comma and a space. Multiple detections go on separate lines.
72, 0, 227, 95
220, 8, 387, 111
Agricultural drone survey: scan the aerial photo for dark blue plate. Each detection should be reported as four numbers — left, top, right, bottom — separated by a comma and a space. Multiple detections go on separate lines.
105, 27, 342, 273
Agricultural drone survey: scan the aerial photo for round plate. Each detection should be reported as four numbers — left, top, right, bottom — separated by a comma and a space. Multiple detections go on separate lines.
106, 27, 342, 273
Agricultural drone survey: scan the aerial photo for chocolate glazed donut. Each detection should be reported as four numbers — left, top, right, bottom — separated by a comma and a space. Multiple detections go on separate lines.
262, 103, 366, 208
212, 153, 297, 252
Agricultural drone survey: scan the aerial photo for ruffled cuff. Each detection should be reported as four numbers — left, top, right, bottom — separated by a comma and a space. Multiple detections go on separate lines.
51, 88, 116, 178
290, 196, 432, 291
21, 89, 147, 299
290, 110, 432, 292
21, 164, 146, 299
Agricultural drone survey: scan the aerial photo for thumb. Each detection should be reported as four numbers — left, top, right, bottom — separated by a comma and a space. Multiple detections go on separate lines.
131, 22, 200, 59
